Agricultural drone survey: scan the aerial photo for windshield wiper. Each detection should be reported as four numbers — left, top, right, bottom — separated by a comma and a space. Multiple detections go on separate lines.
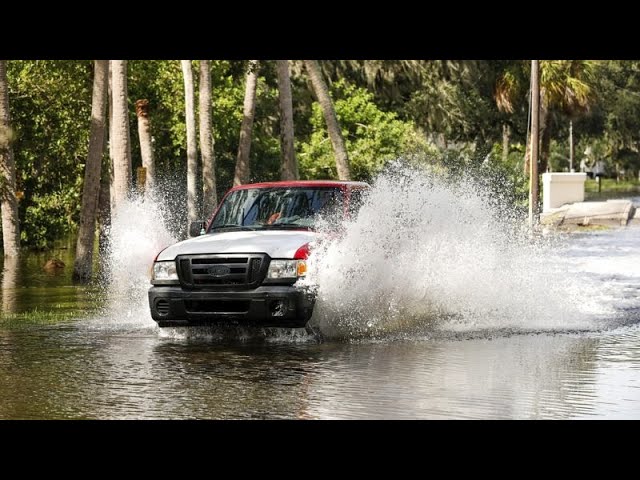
210, 224, 256, 231
262, 223, 312, 229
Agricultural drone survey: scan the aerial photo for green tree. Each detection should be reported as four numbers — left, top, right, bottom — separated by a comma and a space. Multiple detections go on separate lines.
7, 60, 92, 249
495, 60, 597, 174
299, 79, 428, 181
304, 60, 351, 181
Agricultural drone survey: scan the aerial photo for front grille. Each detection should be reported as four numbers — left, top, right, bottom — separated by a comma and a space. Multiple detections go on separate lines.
184, 300, 250, 313
177, 253, 269, 289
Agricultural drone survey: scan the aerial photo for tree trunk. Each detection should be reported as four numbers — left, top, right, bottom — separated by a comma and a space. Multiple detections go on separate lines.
181, 60, 199, 226
98, 151, 111, 268
304, 60, 351, 181
502, 123, 510, 163
529, 60, 540, 227
569, 120, 574, 172
234, 60, 259, 186
277, 60, 298, 180
0, 60, 20, 257
538, 91, 551, 174
135, 99, 155, 198
199, 60, 217, 218
1, 255, 18, 312
110, 60, 132, 211
523, 138, 531, 176
73, 60, 108, 282
108, 61, 115, 211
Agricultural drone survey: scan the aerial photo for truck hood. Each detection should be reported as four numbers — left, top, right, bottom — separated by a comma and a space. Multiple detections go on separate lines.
156, 229, 317, 261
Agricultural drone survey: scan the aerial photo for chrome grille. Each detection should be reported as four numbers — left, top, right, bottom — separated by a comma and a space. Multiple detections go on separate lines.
177, 253, 269, 289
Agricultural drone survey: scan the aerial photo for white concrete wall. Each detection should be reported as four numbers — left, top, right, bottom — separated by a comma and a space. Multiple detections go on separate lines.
542, 172, 587, 212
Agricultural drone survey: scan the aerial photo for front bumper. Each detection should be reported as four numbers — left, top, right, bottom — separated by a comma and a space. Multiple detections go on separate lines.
148, 285, 315, 328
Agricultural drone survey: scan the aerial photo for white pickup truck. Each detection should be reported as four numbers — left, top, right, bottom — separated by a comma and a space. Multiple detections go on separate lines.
148, 180, 368, 328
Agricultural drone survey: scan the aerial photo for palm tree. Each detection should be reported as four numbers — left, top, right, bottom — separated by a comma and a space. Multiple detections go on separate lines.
495, 60, 596, 174
234, 60, 259, 186
73, 60, 109, 282
0, 60, 20, 258
181, 60, 199, 225
199, 60, 216, 217
277, 60, 298, 180
135, 99, 155, 197
110, 60, 132, 210
539, 60, 595, 172
304, 60, 351, 181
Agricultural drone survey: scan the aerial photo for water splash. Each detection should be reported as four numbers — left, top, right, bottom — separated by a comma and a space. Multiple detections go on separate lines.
156, 325, 316, 344
99, 191, 178, 329
303, 164, 619, 339
90, 165, 637, 341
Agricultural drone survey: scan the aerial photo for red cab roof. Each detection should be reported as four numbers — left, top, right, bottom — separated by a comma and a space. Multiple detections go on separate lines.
229, 180, 369, 191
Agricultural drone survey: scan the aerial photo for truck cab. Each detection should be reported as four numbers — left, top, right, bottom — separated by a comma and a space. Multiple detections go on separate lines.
148, 180, 368, 328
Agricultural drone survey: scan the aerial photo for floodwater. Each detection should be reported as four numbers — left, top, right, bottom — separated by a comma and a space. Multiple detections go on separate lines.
1, 179, 639, 419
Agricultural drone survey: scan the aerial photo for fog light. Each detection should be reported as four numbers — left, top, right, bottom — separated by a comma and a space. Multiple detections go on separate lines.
155, 299, 170, 316
270, 300, 286, 317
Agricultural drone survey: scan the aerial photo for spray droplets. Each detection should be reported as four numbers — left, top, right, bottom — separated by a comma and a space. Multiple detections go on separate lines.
101, 192, 177, 328
304, 165, 607, 339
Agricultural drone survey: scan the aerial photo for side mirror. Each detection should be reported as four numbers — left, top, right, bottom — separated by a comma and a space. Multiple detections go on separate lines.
189, 221, 206, 237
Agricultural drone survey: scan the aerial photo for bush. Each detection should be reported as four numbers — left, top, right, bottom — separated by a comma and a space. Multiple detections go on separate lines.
298, 79, 430, 182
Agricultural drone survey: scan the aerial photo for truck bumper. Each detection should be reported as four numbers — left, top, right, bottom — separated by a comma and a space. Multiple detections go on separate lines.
148, 285, 315, 328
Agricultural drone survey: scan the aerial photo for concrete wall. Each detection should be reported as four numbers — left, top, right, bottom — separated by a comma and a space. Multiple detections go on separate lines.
542, 172, 587, 212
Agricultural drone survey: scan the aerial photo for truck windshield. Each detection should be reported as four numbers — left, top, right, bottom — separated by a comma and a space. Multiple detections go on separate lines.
209, 187, 344, 231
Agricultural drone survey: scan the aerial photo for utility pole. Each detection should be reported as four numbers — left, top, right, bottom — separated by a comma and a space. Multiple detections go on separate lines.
529, 60, 540, 228
569, 120, 574, 172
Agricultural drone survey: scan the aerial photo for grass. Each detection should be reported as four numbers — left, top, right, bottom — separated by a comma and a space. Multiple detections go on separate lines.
560, 223, 611, 232
0, 308, 88, 328
584, 178, 640, 200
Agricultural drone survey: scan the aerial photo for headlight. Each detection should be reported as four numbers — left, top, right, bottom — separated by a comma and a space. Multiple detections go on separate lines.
267, 260, 306, 279
152, 261, 178, 284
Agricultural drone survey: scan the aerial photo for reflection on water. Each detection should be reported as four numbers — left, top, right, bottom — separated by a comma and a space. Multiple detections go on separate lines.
0, 245, 100, 317
1, 323, 639, 419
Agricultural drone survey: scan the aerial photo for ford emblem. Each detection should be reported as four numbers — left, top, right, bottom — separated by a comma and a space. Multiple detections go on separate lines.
208, 265, 231, 277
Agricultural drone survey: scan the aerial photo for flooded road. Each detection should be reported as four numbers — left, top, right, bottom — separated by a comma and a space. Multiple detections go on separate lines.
1, 320, 639, 419
1, 186, 639, 419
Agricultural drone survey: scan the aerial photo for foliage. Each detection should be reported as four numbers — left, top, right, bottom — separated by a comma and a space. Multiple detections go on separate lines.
128, 60, 281, 198
5, 60, 283, 247
7, 60, 92, 249
298, 79, 429, 181
6, 59, 640, 250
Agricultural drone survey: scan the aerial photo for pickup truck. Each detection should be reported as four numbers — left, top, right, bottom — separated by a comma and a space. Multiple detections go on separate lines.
148, 180, 368, 328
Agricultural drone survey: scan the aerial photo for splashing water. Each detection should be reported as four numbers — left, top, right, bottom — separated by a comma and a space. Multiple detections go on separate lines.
101, 192, 177, 328
303, 165, 619, 339
93, 165, 637, 341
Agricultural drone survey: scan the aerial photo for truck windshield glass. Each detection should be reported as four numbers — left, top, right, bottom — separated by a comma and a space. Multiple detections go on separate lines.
209, 187, 344, 231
